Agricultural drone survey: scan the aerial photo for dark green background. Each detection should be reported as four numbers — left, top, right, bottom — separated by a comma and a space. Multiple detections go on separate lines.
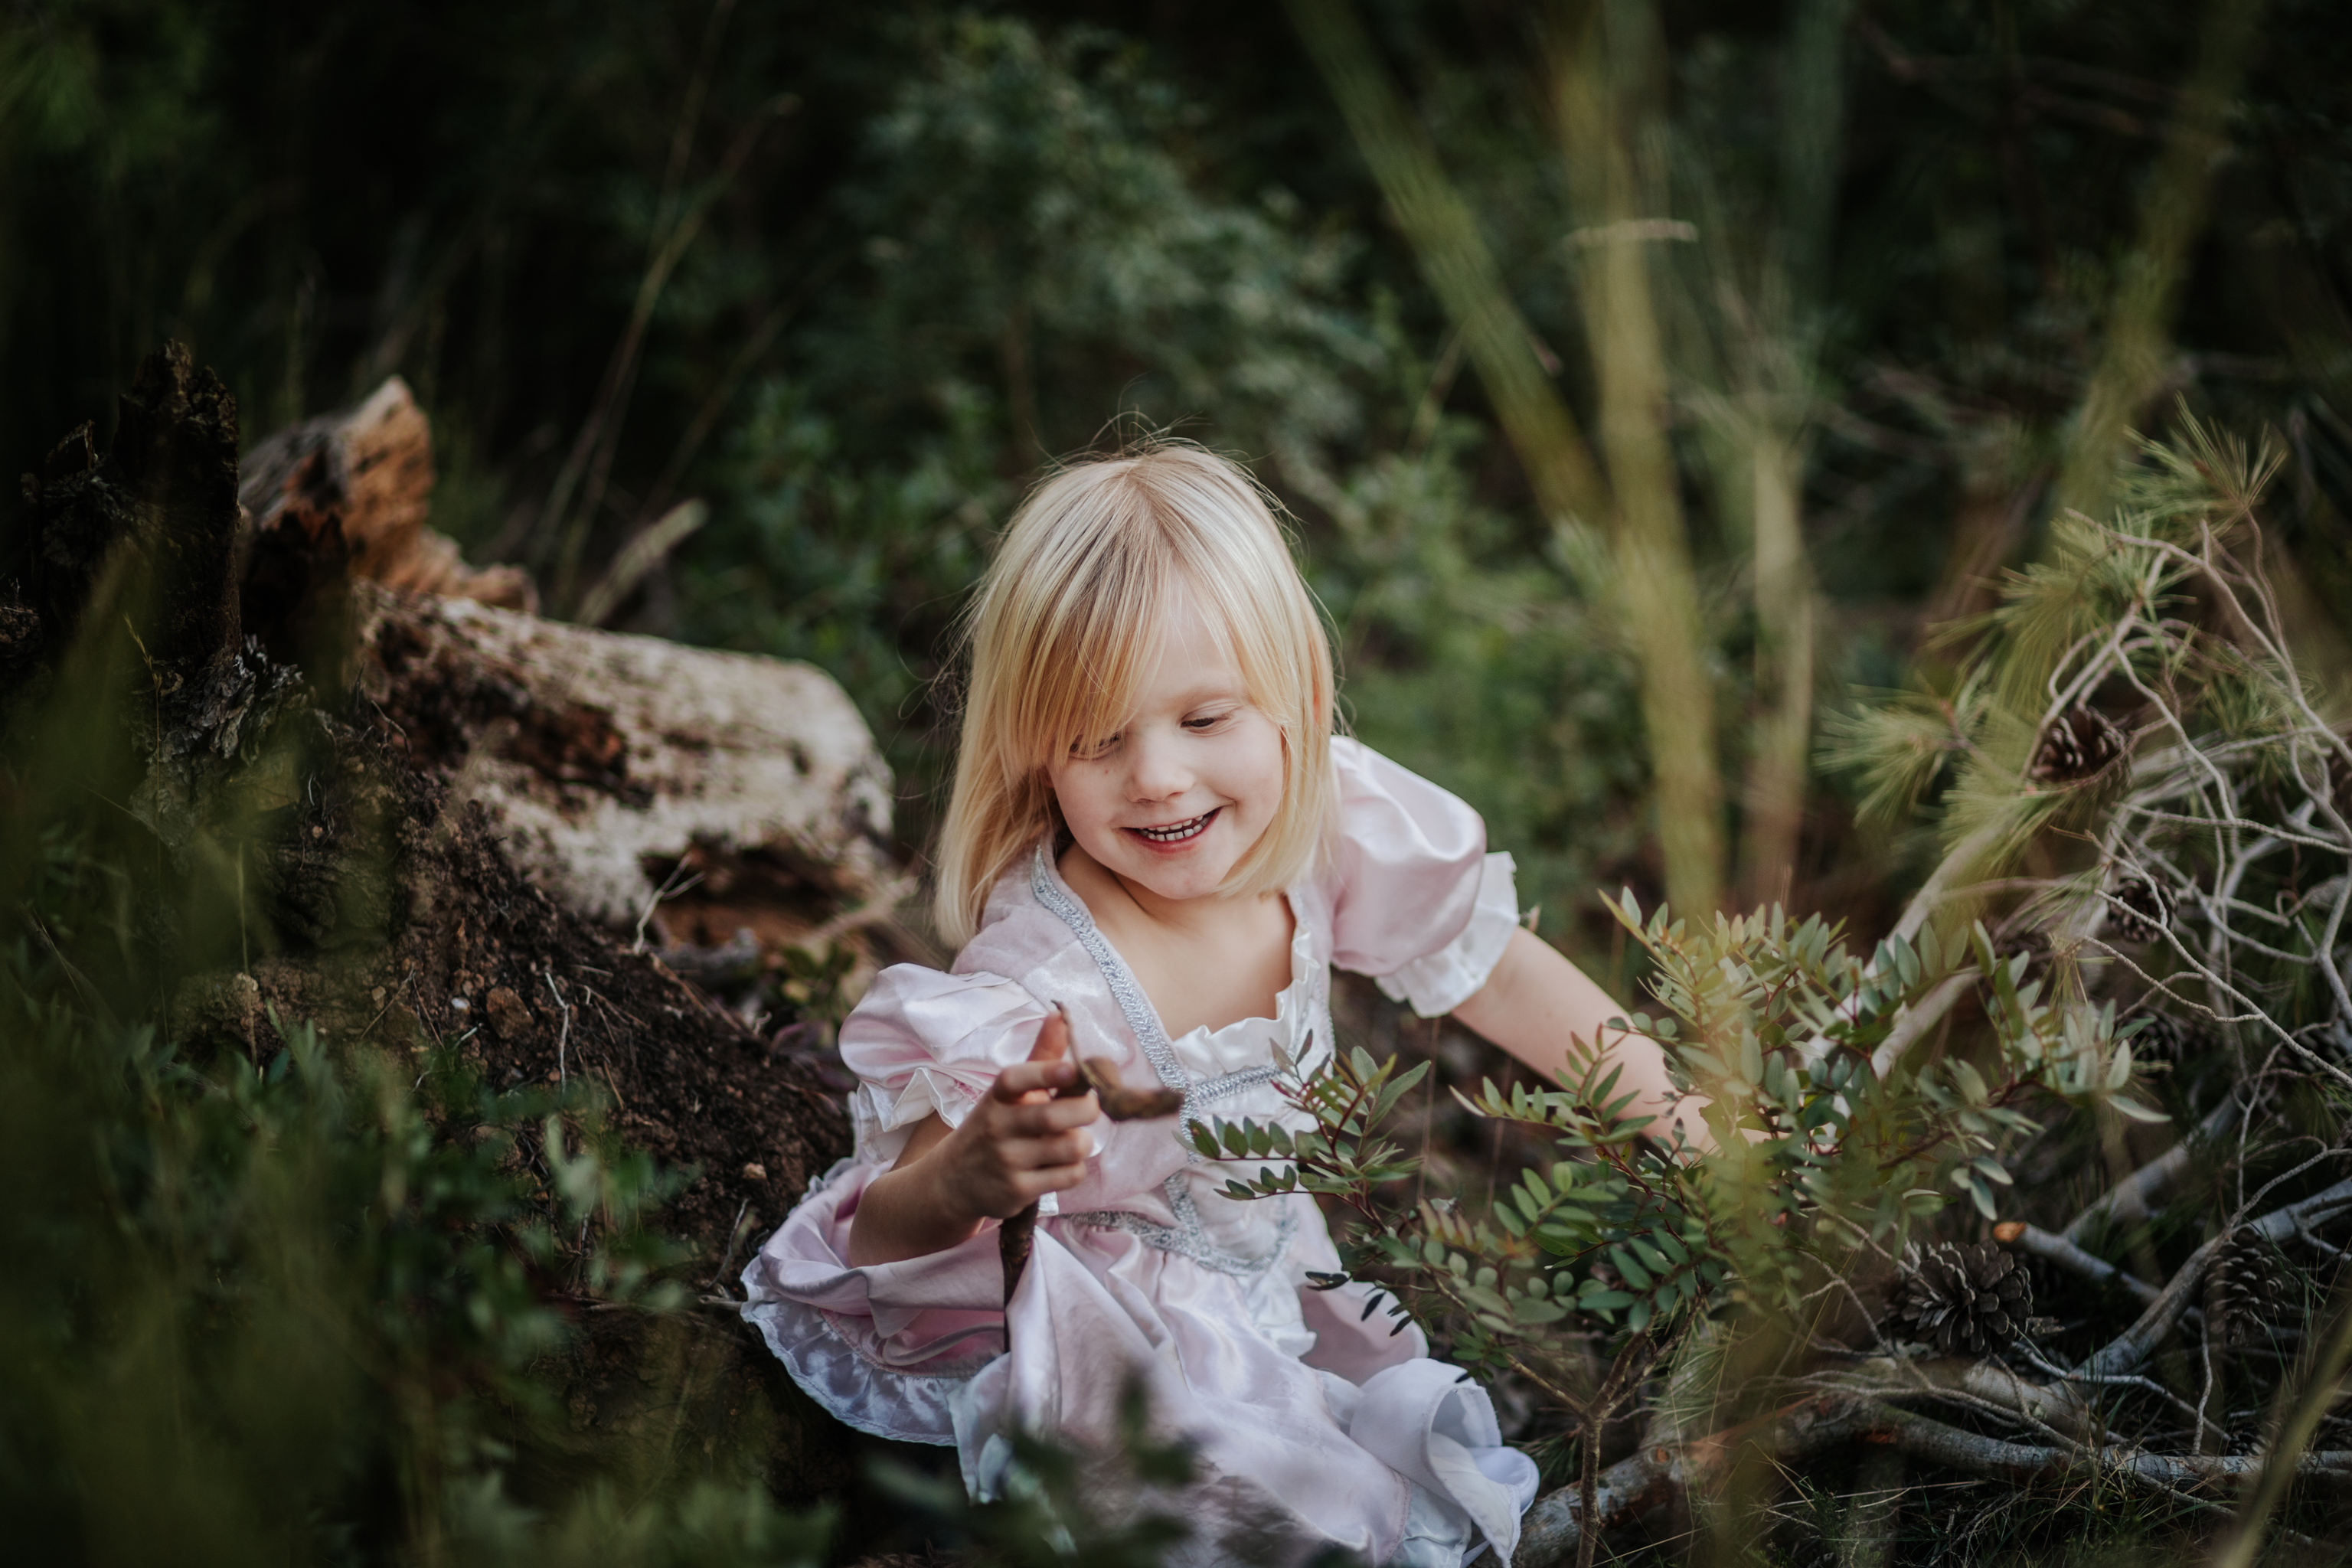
8, 0, 2350, 956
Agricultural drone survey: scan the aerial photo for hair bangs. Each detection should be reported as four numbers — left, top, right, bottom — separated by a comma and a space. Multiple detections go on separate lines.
1008, 517, 1171, 775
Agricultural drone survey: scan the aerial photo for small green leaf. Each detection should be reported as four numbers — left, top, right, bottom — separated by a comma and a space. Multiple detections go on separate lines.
1611, 1246, 1652, 1292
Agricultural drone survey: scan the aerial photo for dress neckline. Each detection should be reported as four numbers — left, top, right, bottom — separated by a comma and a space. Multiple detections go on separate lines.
1026, 845, 1309, 1085
1164, 916, 1314, 1049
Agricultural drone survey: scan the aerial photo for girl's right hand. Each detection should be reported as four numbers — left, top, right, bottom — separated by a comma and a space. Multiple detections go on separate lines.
927, 1005, 1100, 1222
844, 1007, 1099, 1266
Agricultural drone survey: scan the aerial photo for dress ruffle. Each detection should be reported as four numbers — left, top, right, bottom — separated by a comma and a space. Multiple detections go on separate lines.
740, 1159, 1004, 1445
838, 968, 1050, 1163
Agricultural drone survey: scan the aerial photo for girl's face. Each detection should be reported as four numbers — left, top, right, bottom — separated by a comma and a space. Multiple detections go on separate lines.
1047, 593, 1287, 909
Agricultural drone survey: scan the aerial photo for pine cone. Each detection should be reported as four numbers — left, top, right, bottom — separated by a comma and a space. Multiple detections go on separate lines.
1994, 927, 2053, 974
2122, 1009, 2200, 1063
2214, 1230, 2290, 1344
1886, 1240, 2033, 1357
2109, 876, 2177, 942
2032, 704, 2125, 783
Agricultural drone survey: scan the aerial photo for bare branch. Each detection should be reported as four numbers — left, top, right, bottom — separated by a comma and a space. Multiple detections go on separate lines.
1511, 1387, 2352, 1566
2061, 1095, 2243, 1243
2081, 1176, 2352, 1380
1891, 819, 2009, 946
1997, 1221, 2160, 1305
1870, 969, 1979, 1077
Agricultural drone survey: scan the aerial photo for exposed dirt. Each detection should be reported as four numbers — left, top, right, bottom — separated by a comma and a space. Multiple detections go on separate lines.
641, 839, 867, 952
209, 712, 853, 1253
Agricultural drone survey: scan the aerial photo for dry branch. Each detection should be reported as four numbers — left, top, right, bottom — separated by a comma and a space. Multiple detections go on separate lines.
1994, 1221, 2160, 1305
1511, 1175, 2352, 1563
1514, 1383, 2352, 1566
2061, 1095, 2243, 1243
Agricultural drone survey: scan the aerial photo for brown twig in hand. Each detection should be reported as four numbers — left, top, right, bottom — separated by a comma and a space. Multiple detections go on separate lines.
998, 1044, 1182, 1306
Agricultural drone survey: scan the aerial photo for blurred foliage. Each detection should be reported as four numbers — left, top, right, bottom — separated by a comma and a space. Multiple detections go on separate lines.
0, 835, 828, 1563
868, 1376, 1214, 1568
14, 0, 2352, 964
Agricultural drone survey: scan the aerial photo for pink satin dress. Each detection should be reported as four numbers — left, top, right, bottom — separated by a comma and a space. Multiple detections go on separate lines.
741, 739, 1537, 1566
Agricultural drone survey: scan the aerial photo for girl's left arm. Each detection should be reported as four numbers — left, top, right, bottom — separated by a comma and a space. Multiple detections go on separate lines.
1449, 926, 1711, 1149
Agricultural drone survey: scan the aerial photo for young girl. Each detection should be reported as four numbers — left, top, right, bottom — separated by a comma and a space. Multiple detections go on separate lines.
741, 443, 1688, 1567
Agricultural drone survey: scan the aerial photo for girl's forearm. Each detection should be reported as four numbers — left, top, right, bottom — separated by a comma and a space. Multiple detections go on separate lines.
1452, 926, 1707, 1145
845, 1118, 982, 1266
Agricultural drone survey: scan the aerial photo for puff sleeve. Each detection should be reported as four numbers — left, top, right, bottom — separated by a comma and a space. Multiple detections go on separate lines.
836, 964, 1050, 1163
1327, 737, 1522, 1018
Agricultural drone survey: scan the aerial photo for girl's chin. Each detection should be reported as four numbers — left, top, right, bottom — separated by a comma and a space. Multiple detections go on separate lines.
1106, 840, 1238, 900
1123, 871, 1231, 906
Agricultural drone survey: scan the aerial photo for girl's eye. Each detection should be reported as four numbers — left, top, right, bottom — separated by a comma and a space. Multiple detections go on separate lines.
1071, 734, 1120, 760
1184, 708, 1238, 733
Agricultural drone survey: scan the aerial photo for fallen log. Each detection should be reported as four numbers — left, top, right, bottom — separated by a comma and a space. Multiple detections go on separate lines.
242, 374, 910, 988
352, 582, 898, 961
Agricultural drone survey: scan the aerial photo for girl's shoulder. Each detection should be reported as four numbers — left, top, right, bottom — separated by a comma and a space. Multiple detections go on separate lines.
1325, 736, 1488, 891
1322, 737, 1508, 991
956, 841, 1089, 978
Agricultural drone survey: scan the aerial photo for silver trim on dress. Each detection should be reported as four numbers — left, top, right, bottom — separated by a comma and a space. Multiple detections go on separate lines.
1030, 848, 1189, 1092
1029, 845, 1300, 1280
1065, 1174, 1303, 1276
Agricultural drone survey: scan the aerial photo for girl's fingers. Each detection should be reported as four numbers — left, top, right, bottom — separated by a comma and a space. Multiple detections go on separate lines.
993, 1057, 1078, 1101
994, 1131, 1093, 1171
1008, 1159, 1089, 1200
1027, 1002, 1072, 1063
998, 1095, 1099, 1136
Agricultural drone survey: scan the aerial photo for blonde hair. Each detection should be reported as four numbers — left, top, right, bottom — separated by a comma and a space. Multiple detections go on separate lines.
933, 442, 1336, 946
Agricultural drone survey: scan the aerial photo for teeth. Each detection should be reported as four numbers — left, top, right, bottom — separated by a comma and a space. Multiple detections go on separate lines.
1136, 813, 1211, 843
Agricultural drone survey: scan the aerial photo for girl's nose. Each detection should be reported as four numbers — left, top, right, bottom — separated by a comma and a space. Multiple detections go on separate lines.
1124, 725, 1192, 802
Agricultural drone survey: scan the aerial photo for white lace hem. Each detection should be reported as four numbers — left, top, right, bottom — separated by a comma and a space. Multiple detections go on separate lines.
740, 1274, 977, 1448
1375, 851, 1520, 1018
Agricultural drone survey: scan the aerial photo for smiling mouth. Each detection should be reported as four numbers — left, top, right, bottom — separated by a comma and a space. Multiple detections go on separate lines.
1129, 810, 1217, 844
